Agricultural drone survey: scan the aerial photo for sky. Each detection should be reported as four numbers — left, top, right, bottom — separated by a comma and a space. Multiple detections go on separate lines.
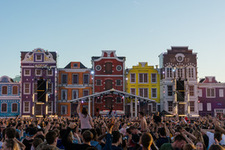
1, 0, 225, 82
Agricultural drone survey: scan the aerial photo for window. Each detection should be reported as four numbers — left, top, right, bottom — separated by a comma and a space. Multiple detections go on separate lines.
96, 80, 101, 86
153, 103, 156, 112
105, 62, 112, 74
72, 90, 79, 99
61, 105, 68, 115
189, 86, 194, 96
130, 88, 136, 95
95, 65, 102, 71
178, 68, 183, 78
190, 101, 195, 112
166, 68, 172, 78
1, 103, 7, 112
35, 69, 42, 76
116, 65, 122, 71
72, 74, 79, 84
116, 96, 122, 103
12, 86, 18, 95
62, 74, 68, 84
167, 85, 173, 96
219, 89, 224, 97
198, 89, 202, 97
24, 102, 30, 113
96, 97, 102, 103
73, 63, 78, 68
139, 73, 148, 83
188, 68, 194, 78
47, 69, 53, 76
139, 88, 148, 98
168, 101, 173, 112
24, 83, 30, 94
151, 73, 157, 83
207, 103, 211, 111
61, 90, 67, 100
199, 103, 203, 111
36, 54, 42, 61
130, 73, 136, 83
48, 102, 53, 113
151, 88, 157, 98
2, 86, 7, 95
116, 80, 122, 86
149, 105, 152, 112
48, 83, 52, 93
24, 69, 31, 76
12, 103, 18, 112
83, 90, 89, 96
83, 74, 89, 84
207, 88, 215, 98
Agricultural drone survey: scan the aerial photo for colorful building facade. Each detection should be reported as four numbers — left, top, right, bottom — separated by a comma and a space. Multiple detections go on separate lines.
126, 62, 160, 115
0, 76, 20, 117
20, 48, 57, 117
198, 76, 225, 117
159, 47, 198, 117
92, 51, 126, 115
58, 62, 93, 117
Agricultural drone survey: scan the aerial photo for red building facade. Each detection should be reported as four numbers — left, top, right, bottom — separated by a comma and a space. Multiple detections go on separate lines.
92, 51, 126, 115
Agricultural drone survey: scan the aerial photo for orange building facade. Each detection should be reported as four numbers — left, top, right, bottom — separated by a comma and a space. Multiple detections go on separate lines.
58, 62, 93, 117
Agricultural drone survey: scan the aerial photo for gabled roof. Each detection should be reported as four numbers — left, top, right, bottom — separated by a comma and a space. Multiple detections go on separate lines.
64, 62, 87, 69
68, 88, 157, 103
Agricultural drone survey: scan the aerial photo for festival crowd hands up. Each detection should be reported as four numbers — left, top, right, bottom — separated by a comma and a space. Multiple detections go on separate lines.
1, 113, 225, 150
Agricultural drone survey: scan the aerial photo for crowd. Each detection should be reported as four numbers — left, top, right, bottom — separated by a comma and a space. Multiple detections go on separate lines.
0, 102, 225, 150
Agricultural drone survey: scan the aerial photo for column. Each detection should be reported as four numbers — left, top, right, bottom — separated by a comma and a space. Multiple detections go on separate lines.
130, 98, 133, 118
88, 97, 91, 115
135, 97, 138, 117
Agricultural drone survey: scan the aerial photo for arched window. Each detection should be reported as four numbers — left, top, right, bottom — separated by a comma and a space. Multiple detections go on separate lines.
2, 86, 7, 95
1, 103, 7, 112
13, 86, 18, 95
12, 103, 18, 112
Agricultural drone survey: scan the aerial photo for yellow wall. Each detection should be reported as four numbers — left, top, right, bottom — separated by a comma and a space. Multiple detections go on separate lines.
126, 62, 160, 103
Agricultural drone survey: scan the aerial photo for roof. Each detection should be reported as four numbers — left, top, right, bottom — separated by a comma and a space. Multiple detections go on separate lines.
68, 88, 157, 103
91, 56, 125, 61
64, 62, 87, 69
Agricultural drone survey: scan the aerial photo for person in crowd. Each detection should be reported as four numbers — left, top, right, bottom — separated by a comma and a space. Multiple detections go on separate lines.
62, 122, 94, 150
160, 134, 186, 150
139, 112, 147, 132
77, 101, 93, 133
140, 132, 153, 150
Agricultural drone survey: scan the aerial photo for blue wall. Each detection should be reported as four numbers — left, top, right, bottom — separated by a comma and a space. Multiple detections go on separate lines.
0, 100, 20, 117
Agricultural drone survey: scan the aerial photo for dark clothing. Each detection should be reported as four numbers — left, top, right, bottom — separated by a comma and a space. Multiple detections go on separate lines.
22, 138, 34, 150
153, 115, 161, 124
62, 127, 92, 150
103, 134, 123, 150
160, 143, 173, 150
156, 137, 170, 148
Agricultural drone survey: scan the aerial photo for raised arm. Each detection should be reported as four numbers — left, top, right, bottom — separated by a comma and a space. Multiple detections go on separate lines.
77, 101, 81, 114
214, 118, 225, 134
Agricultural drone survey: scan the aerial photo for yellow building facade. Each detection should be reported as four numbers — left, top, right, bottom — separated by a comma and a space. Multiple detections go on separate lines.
126, 62, 160, 113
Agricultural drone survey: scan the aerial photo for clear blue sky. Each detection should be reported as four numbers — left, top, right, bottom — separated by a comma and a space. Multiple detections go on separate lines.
1, 0, 225, 82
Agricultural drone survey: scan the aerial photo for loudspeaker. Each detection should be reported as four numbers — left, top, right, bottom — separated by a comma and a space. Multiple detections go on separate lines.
176, 80, 185, 102
177, 80, 184, 91
37, 79, 46, 91
37, 79, 46, 102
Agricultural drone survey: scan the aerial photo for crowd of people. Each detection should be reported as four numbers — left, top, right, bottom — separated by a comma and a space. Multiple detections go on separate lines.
0, 102, 225, 150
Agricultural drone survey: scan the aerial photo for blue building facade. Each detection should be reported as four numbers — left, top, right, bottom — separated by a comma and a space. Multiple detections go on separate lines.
0, 76, 20, 117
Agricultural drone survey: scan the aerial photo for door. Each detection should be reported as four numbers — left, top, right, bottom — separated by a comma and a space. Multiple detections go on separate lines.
105, 80, 113, 90
35, 104, 42, 115
105, 97, 113, 109
178, 104, 185, 115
